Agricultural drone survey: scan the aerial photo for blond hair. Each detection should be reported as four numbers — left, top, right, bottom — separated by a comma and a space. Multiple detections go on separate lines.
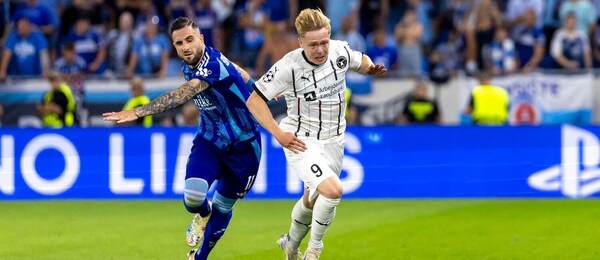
294, 8, 331, 37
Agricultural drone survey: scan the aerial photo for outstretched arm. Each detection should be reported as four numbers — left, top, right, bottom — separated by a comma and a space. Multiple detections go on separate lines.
103, 78, 209, 124
357, 54, 387, 76
246, 91, 306, 153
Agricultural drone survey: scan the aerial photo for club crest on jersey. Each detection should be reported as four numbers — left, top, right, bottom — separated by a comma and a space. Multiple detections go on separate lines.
262, 66, 278, 83
336, 56, 348, 69
304, 91, 317, 101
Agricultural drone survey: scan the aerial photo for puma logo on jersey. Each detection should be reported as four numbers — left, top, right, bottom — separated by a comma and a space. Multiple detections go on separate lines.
300, 75, 311, 82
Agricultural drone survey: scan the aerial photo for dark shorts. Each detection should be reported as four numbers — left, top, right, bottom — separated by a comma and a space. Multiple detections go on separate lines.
185, 134, 261, 199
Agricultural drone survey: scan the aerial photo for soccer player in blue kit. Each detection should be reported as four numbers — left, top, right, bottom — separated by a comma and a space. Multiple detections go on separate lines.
103, 17, 274, 260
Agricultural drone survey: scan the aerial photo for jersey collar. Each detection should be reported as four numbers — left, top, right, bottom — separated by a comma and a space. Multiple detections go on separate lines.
302, 51, 322, 67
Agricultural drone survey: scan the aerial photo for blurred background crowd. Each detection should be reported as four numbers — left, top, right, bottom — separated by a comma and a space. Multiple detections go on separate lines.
1, 0, 599, 127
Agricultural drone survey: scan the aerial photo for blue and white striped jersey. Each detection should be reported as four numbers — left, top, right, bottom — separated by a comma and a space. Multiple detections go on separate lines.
182, 46, 258, 149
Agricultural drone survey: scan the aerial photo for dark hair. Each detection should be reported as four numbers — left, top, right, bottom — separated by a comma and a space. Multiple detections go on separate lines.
169, 17, 198, 37
62, 42, 76, 52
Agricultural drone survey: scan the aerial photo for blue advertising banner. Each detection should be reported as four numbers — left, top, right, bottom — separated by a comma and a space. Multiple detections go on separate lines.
0, 125, 598, 200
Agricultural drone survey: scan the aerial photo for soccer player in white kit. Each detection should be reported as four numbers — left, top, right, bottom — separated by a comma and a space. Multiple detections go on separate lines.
246, 9, 386, 260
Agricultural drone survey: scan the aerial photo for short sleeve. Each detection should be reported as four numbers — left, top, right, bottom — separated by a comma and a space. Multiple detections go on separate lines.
254, 59, 291, 102
34, 32, 48, 50
132, 38, 143, 55
341, 41, 363, 71
5, 32, 17, 51
159, 35, 171, 52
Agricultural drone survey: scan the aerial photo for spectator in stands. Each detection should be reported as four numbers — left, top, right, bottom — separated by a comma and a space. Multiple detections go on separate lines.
12, 0, 58, 63
591, 19, 600, 66
290, 0, 326, 21
122, 76, 152, 127
326, 0, 357, 34
560, 0, 597, 34
0, 1, 7, 42
396, 80, 440, 124
407, 0, 433, 45
0, 17, 49, 80
465, 0, 502, 74
512, 10, 546, 73
37, 71, 77, 127
465, 71, 510, 125
126, 18, 170, 79
334, 14, 366, 52
429, 29, 463, 84
394, 9, 422, 77
105, 12, 135, 78
194, 0, 219, 48
54, 42, 86, 101
484, 25, 518, 75
542, 0, 562, 49
366, 28, 397, 76
505, 0, 544, 27
63, 16, 106, 74
0, 103, 3, 126
551, 13, 592, 70
238, 0, 268, 68
59, 0, 105, 41
358, 0, 388, 37
166, 0, 194, 21
255, 21, 298, 76
12, 0, 56, 37
179, 103, 199, 126
133, 1, 161, 32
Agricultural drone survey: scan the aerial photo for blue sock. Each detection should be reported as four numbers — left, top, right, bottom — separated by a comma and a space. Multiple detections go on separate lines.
195, 208, 233, 260
184, 198, 211, 217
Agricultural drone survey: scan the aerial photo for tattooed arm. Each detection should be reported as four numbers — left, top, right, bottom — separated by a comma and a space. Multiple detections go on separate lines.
103, 79, 209, 124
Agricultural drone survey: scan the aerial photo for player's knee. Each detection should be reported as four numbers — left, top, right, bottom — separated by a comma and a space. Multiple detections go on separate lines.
183, 178, 209, 209
320, 181, 343, 199
212, 191, 237, 213
324, 186, 343, 199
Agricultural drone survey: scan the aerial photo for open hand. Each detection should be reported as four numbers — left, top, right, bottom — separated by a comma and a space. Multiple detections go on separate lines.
102, 110, 138, 124
275, 132, 306, 153
367, 64, 387, 77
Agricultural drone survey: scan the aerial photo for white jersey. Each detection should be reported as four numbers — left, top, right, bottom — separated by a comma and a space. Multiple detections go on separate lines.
255, 40, 363, 140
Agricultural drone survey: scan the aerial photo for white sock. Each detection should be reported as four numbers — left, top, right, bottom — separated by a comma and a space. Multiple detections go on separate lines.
309, 196, 340, 249
288, 198, 313, 250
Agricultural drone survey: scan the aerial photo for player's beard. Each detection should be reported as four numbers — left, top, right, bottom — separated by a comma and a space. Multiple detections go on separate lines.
182, 47, 203, 66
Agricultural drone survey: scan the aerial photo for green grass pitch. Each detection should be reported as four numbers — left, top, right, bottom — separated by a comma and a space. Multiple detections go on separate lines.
1, 200, 600, 259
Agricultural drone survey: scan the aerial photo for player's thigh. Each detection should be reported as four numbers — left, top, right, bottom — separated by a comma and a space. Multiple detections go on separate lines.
323, 134, 345, 176
219, 136, 262, 198
284, 139, 336, 200
186, 135, 220, 185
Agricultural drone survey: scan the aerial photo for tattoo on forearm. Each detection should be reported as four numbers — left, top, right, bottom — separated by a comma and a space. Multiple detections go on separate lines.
134, 80, 208, 117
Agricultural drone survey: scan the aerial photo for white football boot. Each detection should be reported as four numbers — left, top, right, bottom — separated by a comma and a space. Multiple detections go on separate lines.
277, 234, 301, 260
186, 212, 211, 247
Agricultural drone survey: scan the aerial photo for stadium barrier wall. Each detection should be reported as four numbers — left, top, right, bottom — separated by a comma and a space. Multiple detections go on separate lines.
1, 125, 599, 200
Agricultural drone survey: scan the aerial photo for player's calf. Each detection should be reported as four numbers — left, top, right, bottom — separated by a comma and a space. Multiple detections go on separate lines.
194, 191, 237, 259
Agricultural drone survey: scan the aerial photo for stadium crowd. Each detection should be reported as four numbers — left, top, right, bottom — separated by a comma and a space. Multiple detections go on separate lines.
3, 0, 600, 80
1, 0, 599, 127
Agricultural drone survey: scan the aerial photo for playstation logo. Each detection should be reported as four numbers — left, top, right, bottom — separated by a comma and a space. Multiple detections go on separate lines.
528, 125, 600, 198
